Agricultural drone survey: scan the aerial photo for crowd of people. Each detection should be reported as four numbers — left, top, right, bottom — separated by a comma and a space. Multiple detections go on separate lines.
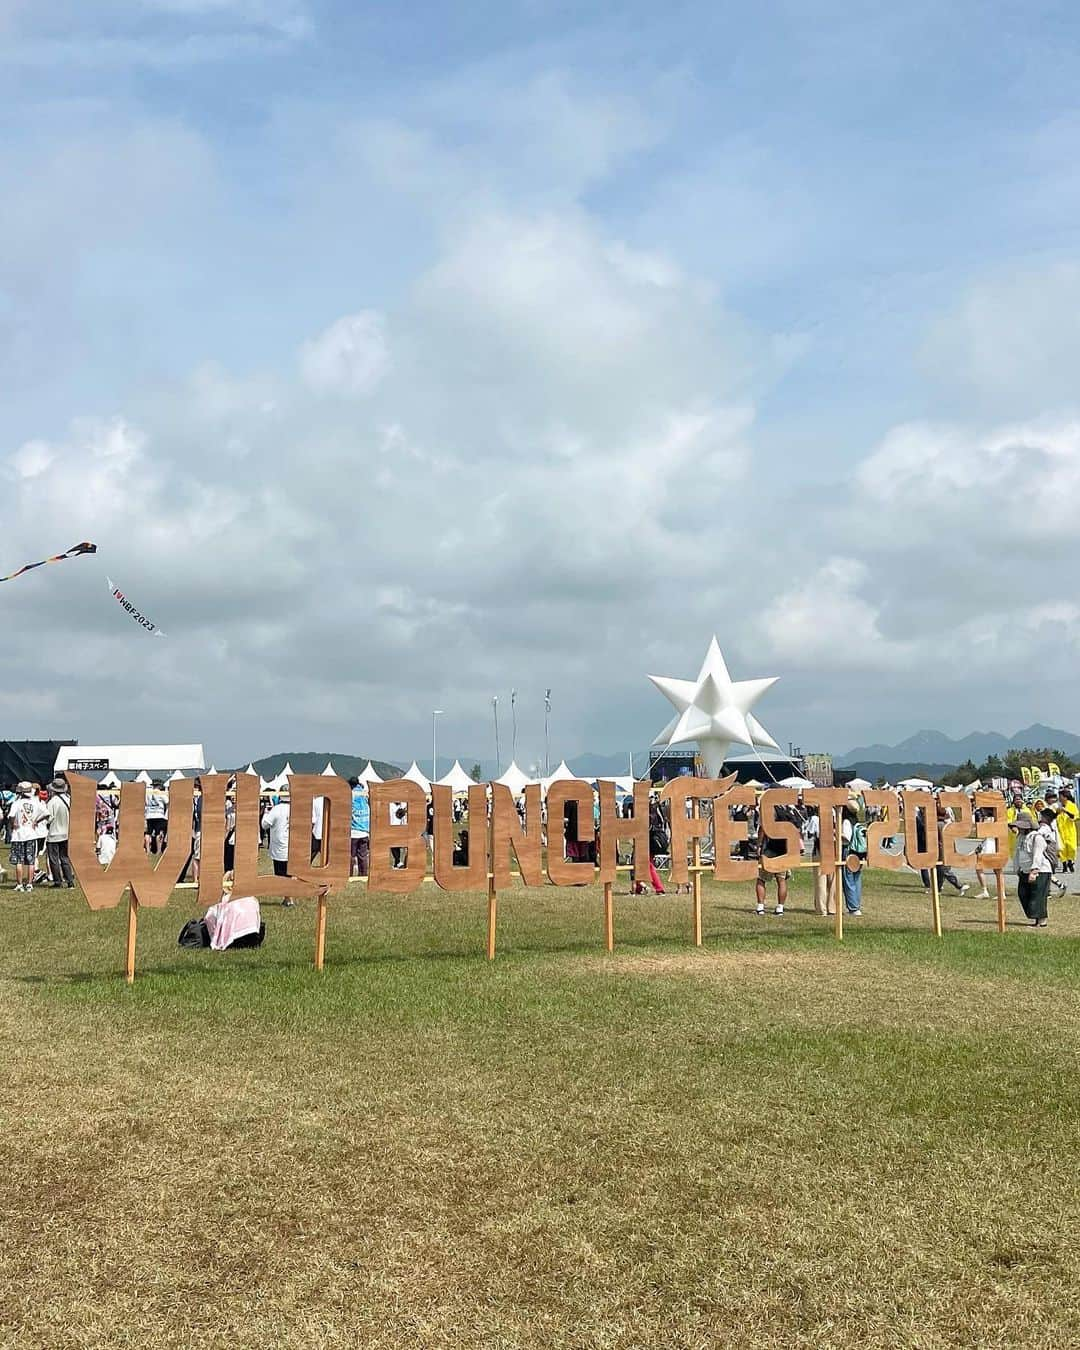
6, 771, 1077, 930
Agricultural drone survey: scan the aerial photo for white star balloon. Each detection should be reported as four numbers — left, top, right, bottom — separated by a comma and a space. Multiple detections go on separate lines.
649, 637, 780, 778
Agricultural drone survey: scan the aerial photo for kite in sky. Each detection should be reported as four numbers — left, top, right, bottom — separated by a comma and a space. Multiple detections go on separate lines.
107, 577, 166, 637
0, 540, 97, 583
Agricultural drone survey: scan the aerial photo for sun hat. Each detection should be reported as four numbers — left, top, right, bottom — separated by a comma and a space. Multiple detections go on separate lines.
16, 781, 32, 795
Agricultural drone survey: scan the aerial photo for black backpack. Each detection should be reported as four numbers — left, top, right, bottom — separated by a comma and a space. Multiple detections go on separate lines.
177, 918, 210, 948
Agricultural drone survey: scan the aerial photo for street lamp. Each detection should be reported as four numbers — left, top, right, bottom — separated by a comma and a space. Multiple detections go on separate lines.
432, 710, 443, 784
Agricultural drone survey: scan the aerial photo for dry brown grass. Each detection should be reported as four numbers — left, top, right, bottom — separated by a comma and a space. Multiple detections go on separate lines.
1, 868, 1079, 1347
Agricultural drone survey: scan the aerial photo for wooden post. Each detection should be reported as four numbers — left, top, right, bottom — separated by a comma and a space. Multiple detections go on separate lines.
691, 797, 702, 947
604, 879, 614, 953
833, 859, 843, 942
930, 864, 943, 938
995, 868, 1006, 935
315, 806, 330, 971
125, 892, 138, 984
486, 872, 497, 960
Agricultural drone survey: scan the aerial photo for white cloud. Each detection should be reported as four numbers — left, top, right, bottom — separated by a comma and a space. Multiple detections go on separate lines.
299, 312, 389, 398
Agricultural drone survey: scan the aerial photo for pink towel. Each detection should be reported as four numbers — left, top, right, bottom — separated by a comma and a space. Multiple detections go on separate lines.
204, 894, 262, 951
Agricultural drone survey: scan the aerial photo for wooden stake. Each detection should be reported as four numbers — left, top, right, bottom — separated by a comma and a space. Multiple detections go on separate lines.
930, 865, 943, 938
314, 894, 327, 971
125, 892, 138, 984
691, 797, 702, 947
995, 869, 1006, 935
315, 809, 330, 971
603, 880, 614, 953
486, 872, 497, 960
833, 860, 843, 942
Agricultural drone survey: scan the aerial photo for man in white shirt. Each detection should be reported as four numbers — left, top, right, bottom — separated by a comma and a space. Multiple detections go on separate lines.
260, 791, 296, 906
9, 782, 48, 892
144, 780, 169, 854
1016, 808, 1055, 928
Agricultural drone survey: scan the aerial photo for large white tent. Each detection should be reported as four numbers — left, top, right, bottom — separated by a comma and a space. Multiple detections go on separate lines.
265, 760, 294, 792
357, 762, 383, 786
321, 759, 338, 777
435, 760, 476, 793
134, 770, 153, 785
54, 744, 204, 772
402, 761, 432, 792
167, 769, 186, 783
495, 761, 535, 796
541, 760, 579, 794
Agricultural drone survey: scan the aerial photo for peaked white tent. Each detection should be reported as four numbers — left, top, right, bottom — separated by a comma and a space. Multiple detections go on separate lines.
495, 761, 534, 796
168, 769, 186, 783
134, 770, 153, 785
402, 761, 432, 792
541, 760, 579, 794
436, 759, 475, 793
243, 763, 259, 776
207, 764, 217, 776
265, 760, 295, 792
357, 762, 383, 786
321, 759, 338, 777
100, 771, 121, 789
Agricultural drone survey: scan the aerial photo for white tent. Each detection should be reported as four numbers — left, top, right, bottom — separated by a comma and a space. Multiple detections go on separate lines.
436, 760, 476, 793
541, 760, 579, 794
357, 762, 383, 786
100, 771, 121, 789
243, 763, 259, 776
207, 764, 217, 776
264, 760, 294, 792
134, 770, 153, 785
402, 761, 432, 792
167, 769, 186, 783
898, 776, 934, 790
495, 761, 535, 796
54, 743, 204, 772
779, 774, 814, 790
846, 777, 872, 792
595, 774, 637, 795
259, 777, 272, 792
321, 759, 338, 777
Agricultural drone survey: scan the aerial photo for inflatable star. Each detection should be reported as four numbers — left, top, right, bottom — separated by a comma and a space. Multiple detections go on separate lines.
650, 637, 779, 777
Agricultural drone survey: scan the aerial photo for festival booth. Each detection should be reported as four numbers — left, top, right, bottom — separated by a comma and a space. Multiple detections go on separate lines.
435, 760, 475, 793
54, 744, 205, 778
357, 762, 383, 786
402, 762, 432, 792
495, 761, 535, 796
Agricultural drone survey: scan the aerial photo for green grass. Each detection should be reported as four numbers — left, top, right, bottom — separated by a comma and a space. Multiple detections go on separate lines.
1, 866, 1079, 1347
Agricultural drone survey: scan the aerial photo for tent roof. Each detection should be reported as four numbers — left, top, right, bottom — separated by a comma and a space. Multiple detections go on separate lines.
357, 762, 383, 785
54, 744, 204, 772
594, 774, 637, 794
100, 771, 122, 788
167, 769, 186, 782
402, 761, 432, 792
897, 776, 934, 789
435, 759, 475, 792
495, 761, 535, 794
541, 760, 579, 792
321, 759, 338, 776
134, 769, 153, 784
846, 777, 872, 791
243, 763, 259, 776
779, 775, 814, 789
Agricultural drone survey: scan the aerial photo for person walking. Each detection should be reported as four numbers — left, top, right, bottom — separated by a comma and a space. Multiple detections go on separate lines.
260, 790, 294, 904
840, 803, 867, 916
1015, 807, 1055, 928
8, 783, 48, 892
349, 777, 370, 877
144, 779, 168, 854
1052, 787, 1078, 874
45, 777, 76, 888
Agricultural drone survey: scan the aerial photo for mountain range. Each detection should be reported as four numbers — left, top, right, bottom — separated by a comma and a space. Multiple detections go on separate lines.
836, 724, 1080, 768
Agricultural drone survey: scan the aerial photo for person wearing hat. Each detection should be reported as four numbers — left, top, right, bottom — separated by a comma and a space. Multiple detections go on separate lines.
8, 782, 48, 892
260, 787, 295, 905
1015, 808, 1055, 927
45, 777, 75, 889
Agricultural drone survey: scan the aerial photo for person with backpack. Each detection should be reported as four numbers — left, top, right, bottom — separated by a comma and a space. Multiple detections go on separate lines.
840, 803, 868, 916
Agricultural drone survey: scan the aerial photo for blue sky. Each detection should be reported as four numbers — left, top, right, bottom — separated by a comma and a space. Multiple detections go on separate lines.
3, 0, 1080, 768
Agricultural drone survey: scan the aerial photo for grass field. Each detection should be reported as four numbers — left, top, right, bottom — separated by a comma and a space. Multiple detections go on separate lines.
2, 864, 1080, 1348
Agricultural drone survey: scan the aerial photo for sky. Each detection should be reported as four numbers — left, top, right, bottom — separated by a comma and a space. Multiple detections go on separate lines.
3, 0, 1080, 771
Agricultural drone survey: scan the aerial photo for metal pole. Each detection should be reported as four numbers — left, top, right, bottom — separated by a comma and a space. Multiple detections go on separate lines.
544, 689, 551, 775
432, 709, 442, 784
511, 689, 517, 764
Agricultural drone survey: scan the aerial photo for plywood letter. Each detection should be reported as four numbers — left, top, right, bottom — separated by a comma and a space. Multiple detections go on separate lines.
196, 774, 226, 906
286, 774, 350, 894
660, 775, 734, 885
369, 781, 427, 893
974, 789, 1010, 870
901, 791, 939, 871
939, 790, 974, 869
232, 775, 317, 901
68, 775, 194, 910
597, 781, 650, 885
758, 789, 801, 875
491, 783, 543, 888
862, 789, 902, 871
433, 784, 488, 891
712, 784, 757, 881
546, 781, 595, 886
803, 789, 849, 870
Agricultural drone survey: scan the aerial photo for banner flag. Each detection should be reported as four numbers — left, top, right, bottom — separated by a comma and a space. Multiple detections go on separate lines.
107, 577, 166, 637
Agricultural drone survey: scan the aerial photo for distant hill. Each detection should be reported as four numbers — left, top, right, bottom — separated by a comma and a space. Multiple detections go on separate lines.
837, 724, 1080, 768
842, 761, 967, 784
243, 752, 403, 781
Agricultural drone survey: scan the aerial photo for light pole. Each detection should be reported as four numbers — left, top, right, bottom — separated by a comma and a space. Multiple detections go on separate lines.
432, 710, 443, 784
